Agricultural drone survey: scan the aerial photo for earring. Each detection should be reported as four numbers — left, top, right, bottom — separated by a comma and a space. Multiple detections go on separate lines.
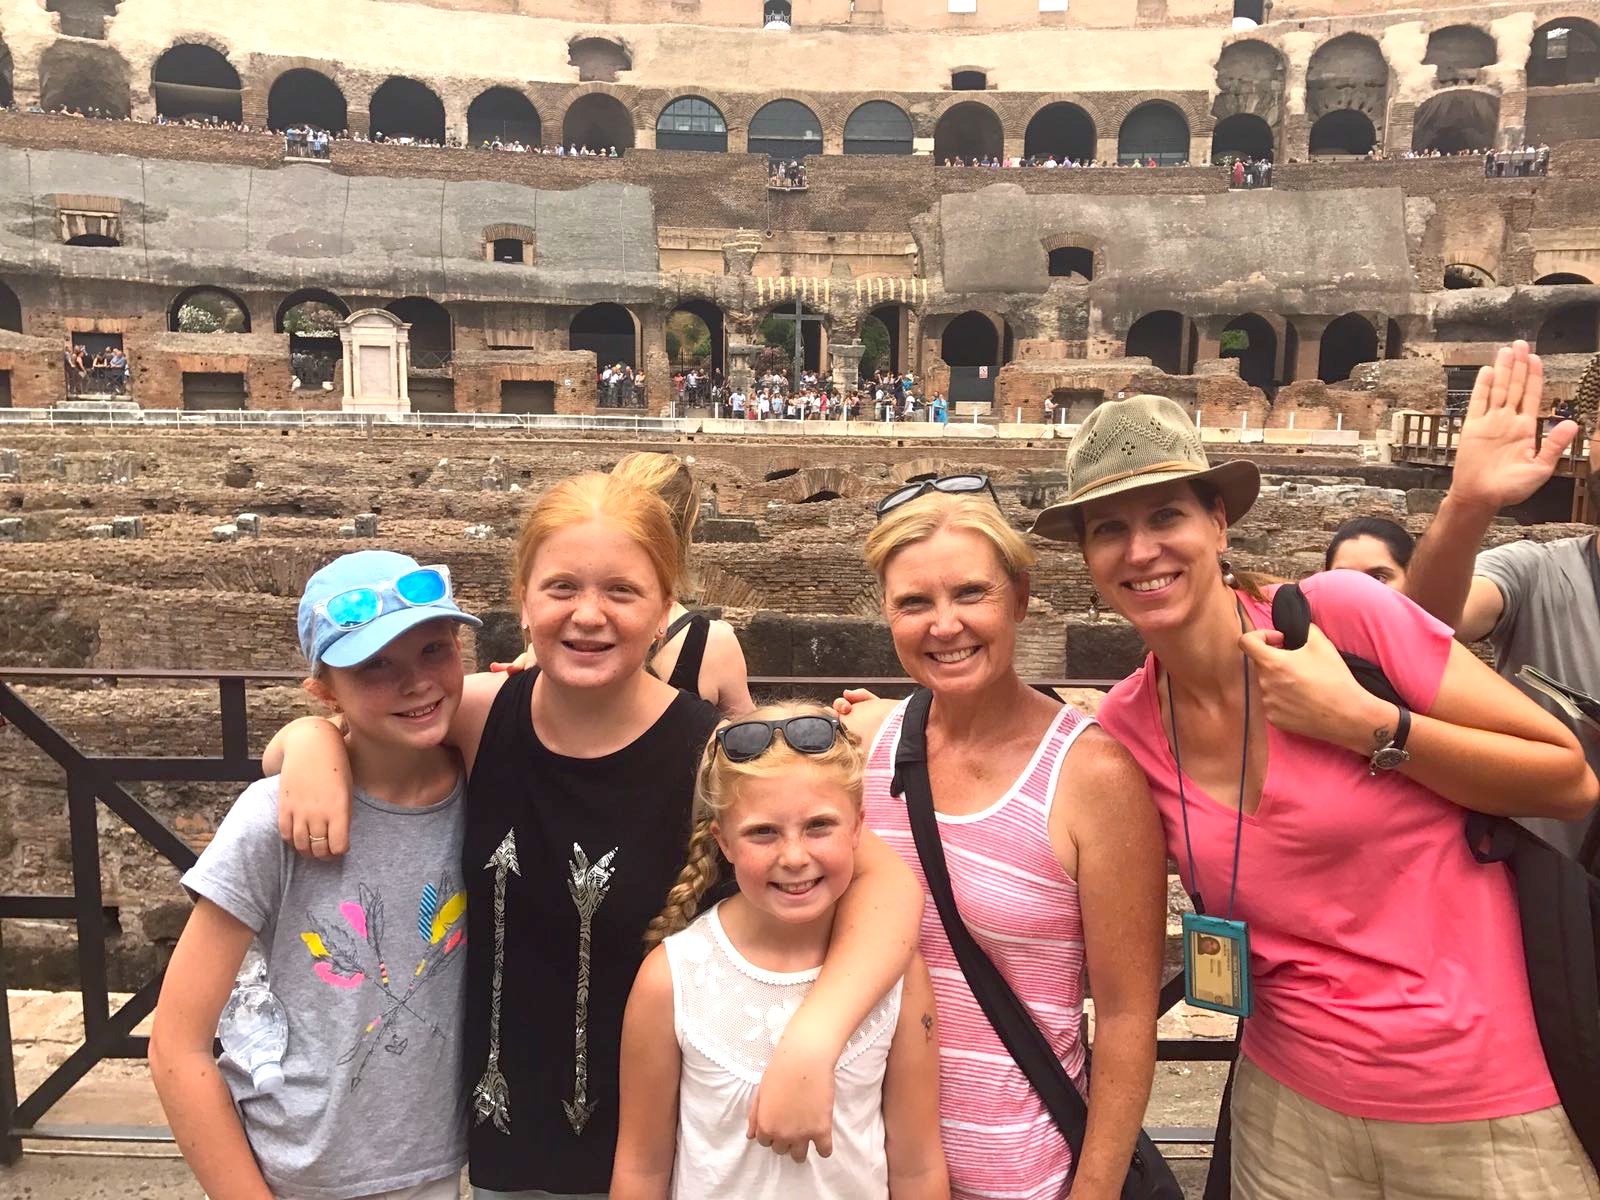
1220, 557, 1238, 589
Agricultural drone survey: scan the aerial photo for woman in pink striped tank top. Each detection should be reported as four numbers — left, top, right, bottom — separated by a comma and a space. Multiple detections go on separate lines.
844, 482, 1169, 1200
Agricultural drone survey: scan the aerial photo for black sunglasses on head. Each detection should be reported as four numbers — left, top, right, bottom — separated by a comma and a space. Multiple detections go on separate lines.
715, 714, 844, 763
875, 473, 1001, 520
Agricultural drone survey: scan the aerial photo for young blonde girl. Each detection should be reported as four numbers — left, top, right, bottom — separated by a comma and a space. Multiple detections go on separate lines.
612, 702, 948, 1200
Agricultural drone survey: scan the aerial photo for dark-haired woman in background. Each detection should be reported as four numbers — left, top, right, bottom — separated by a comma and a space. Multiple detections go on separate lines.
1323, 516, 1414, 589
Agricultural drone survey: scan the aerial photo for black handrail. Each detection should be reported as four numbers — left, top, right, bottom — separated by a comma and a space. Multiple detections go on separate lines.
0, 668, 1227, 1166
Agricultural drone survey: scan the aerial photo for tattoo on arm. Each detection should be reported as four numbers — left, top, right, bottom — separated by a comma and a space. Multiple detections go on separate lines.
921, 1013, 933, 1043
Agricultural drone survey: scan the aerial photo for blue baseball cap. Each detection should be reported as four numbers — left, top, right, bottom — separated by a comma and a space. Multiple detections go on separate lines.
297, 550, 481, 669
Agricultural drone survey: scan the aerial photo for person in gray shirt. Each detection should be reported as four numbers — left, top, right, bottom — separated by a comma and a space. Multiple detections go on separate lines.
1404, 340, 1599, 857
150, 550, 480, 1200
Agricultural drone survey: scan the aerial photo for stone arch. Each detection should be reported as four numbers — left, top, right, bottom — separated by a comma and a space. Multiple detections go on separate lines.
1306, 33, 1388, 129
387, 297, 453, 366
1023, 101, 1096, 162
1444, 263, 1495, 289
1126, 310, 1196, 374
0, 277, 21, 333
1423, 25, 1498, 85
667, 297, 725, 374
1528, 18, 1600, 87
1310, 109, 1377, 156
562, 91, 635, 152
657, 95, 727, 152
568, 35, 632, 83
277, 289, 347, 388
1212, 113, 1274, 161
951, 68, 988, 91
370, 76, 445, 143
844, 100, 913, 155
1318, 312, 1378, 382
571, 302, 640, 370
782, 467, 866, 504
938, 310, 1002, 367
933, 98, 1003, 162
169, 286, 251, 333
151, 42, 241, 123
762, 454, 807, 480
1213, 39, 1286, 125
890, 457, 957, 484
1537, 272, 1594, 285
748, 98, 822, 158
275, 288, 348, 332
468, 87, 540, 146
266, 67, 347, 132
1118, 100, 1190, 165
863, 304, 904, 376
1042, 232, 1104, 280
1221, 312, 1278, 390
483, 223, 536, 264
39, 40, 131, 117
1537, 302, 1600, 354
1412, 89, 1499, 154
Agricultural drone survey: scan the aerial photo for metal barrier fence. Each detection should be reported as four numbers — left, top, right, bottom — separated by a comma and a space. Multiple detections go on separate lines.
0, 667, 1225, 1164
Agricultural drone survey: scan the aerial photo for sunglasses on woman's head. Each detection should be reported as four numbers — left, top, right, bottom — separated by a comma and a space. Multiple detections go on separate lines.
715, 714, 844, 763
315, 566, 454, 630
875, 474, 1000, 520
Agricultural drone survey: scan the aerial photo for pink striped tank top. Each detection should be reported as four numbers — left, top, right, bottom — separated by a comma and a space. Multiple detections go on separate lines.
862, 697, 1092, 1200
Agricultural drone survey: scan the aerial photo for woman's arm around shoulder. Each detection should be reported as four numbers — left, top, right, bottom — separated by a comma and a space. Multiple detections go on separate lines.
149, 901, 275, 1200
1051, 727, 1165, 1200
705, 619, 756, 717
612, 945, 681, 1200
883, 952, 949, 1200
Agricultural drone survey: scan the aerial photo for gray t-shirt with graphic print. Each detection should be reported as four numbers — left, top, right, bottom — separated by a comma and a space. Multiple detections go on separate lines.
182, 774, 468, 1200
1476, 533, 1600, 857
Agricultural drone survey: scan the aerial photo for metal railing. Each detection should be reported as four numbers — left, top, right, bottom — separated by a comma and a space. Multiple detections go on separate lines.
1395, 411, 1586, 471
0, 667, 1227, 1163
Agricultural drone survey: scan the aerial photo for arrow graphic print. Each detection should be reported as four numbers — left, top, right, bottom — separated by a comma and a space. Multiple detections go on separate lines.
472, 830, 519, 1133
562, 842, 618, 1135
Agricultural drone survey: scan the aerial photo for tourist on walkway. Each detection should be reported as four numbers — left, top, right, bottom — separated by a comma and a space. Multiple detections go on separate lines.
1033, 394, 1598, 1199
152, 550, 482, 1200
1403, 338, 1599, 857
1322, 515, 1414, 589
264, 472, 922, 1198
841, 480, 1167, 1200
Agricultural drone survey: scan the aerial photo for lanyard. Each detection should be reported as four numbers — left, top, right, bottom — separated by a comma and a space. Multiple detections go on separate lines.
1166, 602, 1251, 920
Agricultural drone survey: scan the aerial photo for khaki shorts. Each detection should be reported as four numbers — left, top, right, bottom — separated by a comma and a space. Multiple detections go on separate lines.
1230, 1055, 1600, 1200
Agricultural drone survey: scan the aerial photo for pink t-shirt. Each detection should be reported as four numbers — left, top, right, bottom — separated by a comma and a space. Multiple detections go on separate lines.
1097, 570, 1557, 1123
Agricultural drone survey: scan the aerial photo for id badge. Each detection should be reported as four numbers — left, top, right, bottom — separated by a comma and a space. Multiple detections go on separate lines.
1181, 912, 1254, 1018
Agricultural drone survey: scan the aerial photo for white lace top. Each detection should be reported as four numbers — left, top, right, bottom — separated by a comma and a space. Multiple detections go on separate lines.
662, 902, 904, 1199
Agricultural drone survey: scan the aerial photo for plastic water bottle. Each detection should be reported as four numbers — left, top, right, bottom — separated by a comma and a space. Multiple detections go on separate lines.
218, 945, 288, 1094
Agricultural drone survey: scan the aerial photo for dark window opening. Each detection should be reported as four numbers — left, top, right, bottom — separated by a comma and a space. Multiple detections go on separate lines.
1233, 0, 1265, 21
45, 0, 119, 39
952, 70, 987, 90
1309, 109, 1376, 156
844, 101, 913, 156
267, 69, 347, 134
0, 280, 21, 333
171, 287, 250, 333
1118, 102, 1190, 165
572, 303, 637, 372
1211, 113, 1274, 162
278, 290, 348, 391
181, 372, 247, 411
748, 99, 822, 159
1537, 273, 1593, 285
1529, 20, 1600, 87
1386, 318, 1405, 359
1444, 264, 1494, 289
1318, 312, 1378, 382
799, 490, 839, 503
863, 305, 901, 376
468, 87, 541, 146
0, 43, 13, 108
933, 101, 1002, 162
1126, 310, 1197, 375
1423, 26, 1497, 84
764, 0, 792, 26
657, 97, 728, 153
1221, 313, 1279, 391
152, 44, 242, 124
501, 380, 556, 414
1412, 90, 1498, 155
386, 297, 453, 368
562, 92, 635, 153
66, 234, 119, 248
493, 238, 527, 263
38, 41, 131, 118
1048, 247, 1095, 281
66, 332, 127, 397
1023, 103, 1096, 163
568, 37, 632, 83
765, 466, 801, 481
668, 300, 725, 376
370, 77, 445, 144
0, 370, 11, 408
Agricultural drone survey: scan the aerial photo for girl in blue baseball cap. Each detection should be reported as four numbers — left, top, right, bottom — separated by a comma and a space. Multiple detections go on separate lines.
150, 550, 481, 1200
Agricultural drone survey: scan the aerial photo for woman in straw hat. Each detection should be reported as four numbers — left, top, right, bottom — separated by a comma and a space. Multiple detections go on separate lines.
1034, 391, 1599, 1199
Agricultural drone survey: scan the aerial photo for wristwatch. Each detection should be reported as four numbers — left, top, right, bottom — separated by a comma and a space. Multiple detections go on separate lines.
1368, 705, 1412, 776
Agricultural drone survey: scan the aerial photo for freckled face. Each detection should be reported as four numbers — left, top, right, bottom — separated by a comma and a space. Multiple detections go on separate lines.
880, 527, 1027, 697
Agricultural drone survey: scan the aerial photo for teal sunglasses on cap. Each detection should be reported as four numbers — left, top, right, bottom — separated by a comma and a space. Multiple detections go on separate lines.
313, 565, 455, 630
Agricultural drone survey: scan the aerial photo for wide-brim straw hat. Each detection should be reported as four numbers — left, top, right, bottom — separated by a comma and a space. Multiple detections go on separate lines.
1032, 394, 1260, 543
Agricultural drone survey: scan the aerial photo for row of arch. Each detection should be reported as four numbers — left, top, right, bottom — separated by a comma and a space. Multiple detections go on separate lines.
13, 19, 1591, 155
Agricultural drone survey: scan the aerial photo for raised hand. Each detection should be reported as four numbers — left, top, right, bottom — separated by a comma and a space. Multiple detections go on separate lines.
1450, 340, 1580, 514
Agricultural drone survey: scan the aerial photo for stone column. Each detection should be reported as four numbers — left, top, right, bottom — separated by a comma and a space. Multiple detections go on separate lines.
1096, 134, 1120, 164
728, 342, 759, 395
1192, 315, 1229, 366
1289, 315, 1330, 384
831, 342, 865, 397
